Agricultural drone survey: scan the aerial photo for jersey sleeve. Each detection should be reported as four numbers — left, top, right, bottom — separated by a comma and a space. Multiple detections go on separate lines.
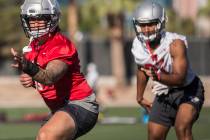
170, 33, 188, 48
176, 34, 188, 48
131, 38, 144, 66
46, 40, 78, 66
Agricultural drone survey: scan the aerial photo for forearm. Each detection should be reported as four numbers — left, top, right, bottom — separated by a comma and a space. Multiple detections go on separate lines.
32, 61, 68, 85
137, 68, 149, 103
11, 49, 68, 85
32, 68, 57, 85
22, 59, 68, 85
159, 72, 185, 86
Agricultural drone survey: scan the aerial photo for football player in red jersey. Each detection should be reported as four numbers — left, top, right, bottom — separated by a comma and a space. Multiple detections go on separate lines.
11, 0, 98, 140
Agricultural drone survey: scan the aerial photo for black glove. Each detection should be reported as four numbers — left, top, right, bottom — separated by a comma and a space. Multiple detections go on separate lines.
21, 58, 40, 77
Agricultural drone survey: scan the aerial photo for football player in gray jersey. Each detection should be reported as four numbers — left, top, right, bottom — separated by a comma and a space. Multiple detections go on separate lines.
131, 1, 204, 140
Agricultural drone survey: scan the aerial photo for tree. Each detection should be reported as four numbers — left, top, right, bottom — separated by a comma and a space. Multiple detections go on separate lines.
0, 2, 24, 57
68, 0, 79, 41
166, 9, 195, 35
198, 0, 210, 17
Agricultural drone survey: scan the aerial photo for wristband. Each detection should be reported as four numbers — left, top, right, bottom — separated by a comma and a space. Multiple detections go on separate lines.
21, 58, 40, 77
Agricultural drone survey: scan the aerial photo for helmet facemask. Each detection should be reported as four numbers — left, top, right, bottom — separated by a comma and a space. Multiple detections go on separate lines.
133, 19, 163, 42
20, 14, 59, 39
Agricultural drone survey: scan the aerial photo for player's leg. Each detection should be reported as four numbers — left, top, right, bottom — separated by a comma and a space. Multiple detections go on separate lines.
175, 76, 204, 140
36, 111, 76, 140
175, 96, 204, 140
148, 94, 174, 140
174, 103, 196, 140
148, 121, 170, 140
37, 103, 98, 140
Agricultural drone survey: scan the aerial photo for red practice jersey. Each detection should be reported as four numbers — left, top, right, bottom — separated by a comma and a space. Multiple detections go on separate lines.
24, 32, 93, 111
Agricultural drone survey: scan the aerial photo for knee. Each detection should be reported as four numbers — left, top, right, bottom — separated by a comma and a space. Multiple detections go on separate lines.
148, 129, 164, 140
37, 129, 56, 140
175, 124, 192, 135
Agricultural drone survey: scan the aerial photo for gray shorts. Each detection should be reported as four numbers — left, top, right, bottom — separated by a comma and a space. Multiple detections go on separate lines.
42, 94, 99, 139
149, 76, 205, 127
59, 103, 98, 139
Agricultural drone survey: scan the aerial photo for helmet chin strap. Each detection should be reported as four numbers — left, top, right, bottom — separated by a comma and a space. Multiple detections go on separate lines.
29, 36, 33, 43
22, 36, 34, 54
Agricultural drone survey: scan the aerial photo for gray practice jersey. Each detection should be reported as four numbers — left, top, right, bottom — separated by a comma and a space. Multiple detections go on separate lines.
131, 32, 195, 95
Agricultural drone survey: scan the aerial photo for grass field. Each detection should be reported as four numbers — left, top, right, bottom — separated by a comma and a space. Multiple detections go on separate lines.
0, 107, 209, 140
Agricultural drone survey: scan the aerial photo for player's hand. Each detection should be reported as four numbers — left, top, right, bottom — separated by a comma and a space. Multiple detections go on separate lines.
138, 98, 152, 113
19, 73, 34, 88
11, 48, 23, 70
141, 67, 160, 81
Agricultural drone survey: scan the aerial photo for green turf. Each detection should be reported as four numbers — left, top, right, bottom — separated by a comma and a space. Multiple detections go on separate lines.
0, 107, 209, 140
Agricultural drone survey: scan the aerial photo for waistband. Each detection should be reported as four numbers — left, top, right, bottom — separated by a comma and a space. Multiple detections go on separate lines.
169, 76, 199, 92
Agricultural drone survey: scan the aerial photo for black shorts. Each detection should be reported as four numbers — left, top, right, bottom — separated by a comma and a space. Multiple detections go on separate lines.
149, 76, 205, 127
42, 103, 98, 139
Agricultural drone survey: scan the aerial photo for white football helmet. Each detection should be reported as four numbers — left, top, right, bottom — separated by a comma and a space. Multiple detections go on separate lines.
133, 1, 166, 42
20, 0, 61, 39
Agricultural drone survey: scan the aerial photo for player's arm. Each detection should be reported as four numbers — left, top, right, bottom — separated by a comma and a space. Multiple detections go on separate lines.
11, 48, 68, 85
136, 65, 148, 103
136, 65, 152, 112
32, 60, 68, 85
159, 39, 188, 86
